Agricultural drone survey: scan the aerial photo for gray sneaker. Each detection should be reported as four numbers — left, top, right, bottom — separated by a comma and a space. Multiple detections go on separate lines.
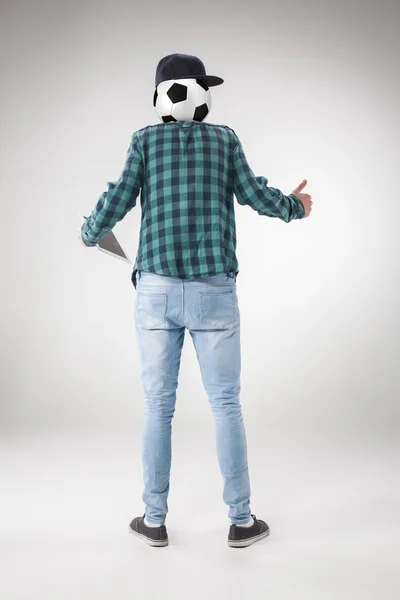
129, 514, 168, 547
228, 514, 270, 548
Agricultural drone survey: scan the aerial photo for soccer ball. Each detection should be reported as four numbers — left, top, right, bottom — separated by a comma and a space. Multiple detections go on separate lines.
153, 78, 212, 123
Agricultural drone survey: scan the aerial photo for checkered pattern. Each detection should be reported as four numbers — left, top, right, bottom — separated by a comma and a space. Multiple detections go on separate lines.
81, 121, 305, 288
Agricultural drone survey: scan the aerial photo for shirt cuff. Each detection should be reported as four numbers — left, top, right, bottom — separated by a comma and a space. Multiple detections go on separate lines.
288, 193, 306, 218
81, 224, 97, 246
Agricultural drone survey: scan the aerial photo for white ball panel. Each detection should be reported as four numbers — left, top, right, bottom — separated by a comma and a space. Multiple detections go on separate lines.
187, 84, 207, 107
171, 100, 195, 121
172, 78, 197, 86
156, 94, 173, 117
205, 88, 212, 109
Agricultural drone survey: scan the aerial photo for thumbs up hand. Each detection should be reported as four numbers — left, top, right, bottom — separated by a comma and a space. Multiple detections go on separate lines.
291, 179, 313, 218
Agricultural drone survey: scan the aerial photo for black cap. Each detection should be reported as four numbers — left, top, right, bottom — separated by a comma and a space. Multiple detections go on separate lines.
155, 53, 224, 88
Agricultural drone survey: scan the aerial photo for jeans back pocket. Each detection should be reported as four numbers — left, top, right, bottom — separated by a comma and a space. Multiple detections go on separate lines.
136, 291, 167, 328
199, 290, 236, 328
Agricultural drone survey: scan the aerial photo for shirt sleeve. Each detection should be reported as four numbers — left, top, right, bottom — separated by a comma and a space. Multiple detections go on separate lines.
232, 135, 305, 222
80, 131, 144, 246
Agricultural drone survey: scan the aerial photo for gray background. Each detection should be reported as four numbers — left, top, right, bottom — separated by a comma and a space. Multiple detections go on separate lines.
1, 0, 399, 598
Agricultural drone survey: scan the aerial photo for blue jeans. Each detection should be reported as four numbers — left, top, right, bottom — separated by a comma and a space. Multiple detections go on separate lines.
134, 270, 251, 525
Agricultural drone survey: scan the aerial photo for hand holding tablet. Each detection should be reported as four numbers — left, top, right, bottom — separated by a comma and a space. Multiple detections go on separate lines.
78, 212, 132, 264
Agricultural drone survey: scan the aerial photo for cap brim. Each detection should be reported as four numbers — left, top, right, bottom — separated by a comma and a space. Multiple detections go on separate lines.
199, 75, 224, 86
157, 75, 224, 87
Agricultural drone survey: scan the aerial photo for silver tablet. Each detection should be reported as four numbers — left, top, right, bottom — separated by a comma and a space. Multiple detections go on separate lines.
78, 212, 132, 264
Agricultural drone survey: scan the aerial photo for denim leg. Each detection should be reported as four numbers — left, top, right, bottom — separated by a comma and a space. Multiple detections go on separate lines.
134, 288, 185, 524
188, 289, 251, 524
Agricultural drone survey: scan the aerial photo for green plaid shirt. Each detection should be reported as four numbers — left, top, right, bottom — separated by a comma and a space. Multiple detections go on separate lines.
81, 121, 305, 288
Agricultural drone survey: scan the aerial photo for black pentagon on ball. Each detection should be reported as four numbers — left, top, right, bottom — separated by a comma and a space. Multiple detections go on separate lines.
162, 115, 177, 123
153, 88, 158, 107
167, 83, 188, 104
193, 104, 209, 122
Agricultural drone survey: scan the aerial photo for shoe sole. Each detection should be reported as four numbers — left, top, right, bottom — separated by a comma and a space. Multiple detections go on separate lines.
228, 527, 270, 548
129, 525, 169, 547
